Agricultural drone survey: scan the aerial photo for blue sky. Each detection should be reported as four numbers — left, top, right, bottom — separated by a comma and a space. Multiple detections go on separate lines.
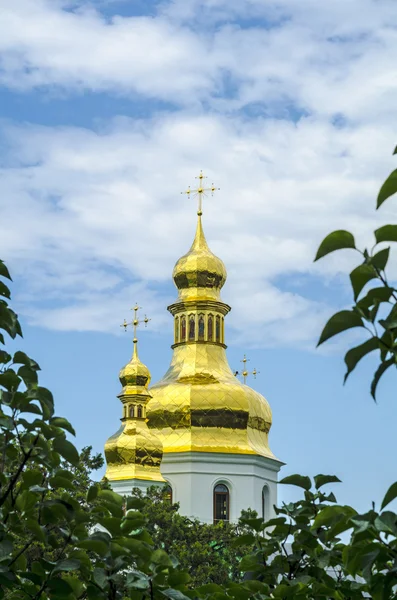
1, 0, 397, 513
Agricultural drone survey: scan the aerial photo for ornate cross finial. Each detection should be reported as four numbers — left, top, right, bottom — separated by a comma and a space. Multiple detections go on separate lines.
234, 354, 260, 384
181, 170, 220, 216
120, 303, 151, 343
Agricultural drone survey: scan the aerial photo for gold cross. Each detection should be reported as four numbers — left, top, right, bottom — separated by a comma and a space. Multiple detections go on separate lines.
181, 170, 220, 216
120, 304, 151, 341
234, 354, 260, 384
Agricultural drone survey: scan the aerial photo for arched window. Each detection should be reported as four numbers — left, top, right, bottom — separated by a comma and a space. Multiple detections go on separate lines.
129, 406, 134, 418
175, 317, 180, 343
198, 314, 205, 340
221, 317, 225, 343
208, 315, 213, 341
137, 405, 143, 418
213, 483, 229, 523
262, 486, 269, 522
189, 315, 195, 340
216, 316, 221, 342
164, 484, 173, 504
181, 316, 186, 341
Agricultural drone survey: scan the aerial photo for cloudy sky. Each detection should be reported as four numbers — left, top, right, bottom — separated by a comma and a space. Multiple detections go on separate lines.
1, 0, 397, 511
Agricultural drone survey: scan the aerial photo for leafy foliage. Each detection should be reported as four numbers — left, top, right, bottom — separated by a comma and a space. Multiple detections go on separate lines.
129, 486, 254, 586
315, 149, 397, 399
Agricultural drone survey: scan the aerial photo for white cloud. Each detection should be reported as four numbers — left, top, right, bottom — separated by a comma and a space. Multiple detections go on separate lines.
1, 0, 397, 348
0, 111, 395, 348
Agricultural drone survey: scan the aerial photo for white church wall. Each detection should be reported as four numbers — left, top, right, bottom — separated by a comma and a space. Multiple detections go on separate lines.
161, 451, 283, 524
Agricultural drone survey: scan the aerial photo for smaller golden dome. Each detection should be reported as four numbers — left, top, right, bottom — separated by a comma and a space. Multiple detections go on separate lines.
119, 340, 151, 394
105, 419, 164, 483
173, 214, 227, 302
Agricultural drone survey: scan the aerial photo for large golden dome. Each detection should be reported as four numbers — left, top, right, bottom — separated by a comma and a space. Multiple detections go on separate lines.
146, 209, 275, 460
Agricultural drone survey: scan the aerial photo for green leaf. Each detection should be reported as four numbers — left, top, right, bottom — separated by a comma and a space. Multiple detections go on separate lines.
381, 481, 397, 510
0, 304, 22, 339
357, 286, 394, 309
231, 533, 256, 547
18, 365, 38, 388
370, 357, 395, 401
375, 224, 397, 243
78, 538, 109, 557
52, 558, 81, 575
0, 370, 20, 391
317, 310, 363, 346
350, 264, 377, 300
46, 577, 74, 595
0, 283, 10, 300
151, 549, 173, 567
312, 505, 356, 528
0, 261, 12, 281
377, 169, 397, 208
280, 474, 311, 490
50, 417, 76, 436
49, 475, 75, 490
314, 474, 342, 489
314, 230, 356, 261
374, 511, 397, 534
0, 351, 11, 364
53, 437, 80, 466
161, 589, 192, 600
87, 484, 99, 502
13, 351, 40, 370
371, 247, 390, 271
344, 337, 379, 383
126, 496, 146, 510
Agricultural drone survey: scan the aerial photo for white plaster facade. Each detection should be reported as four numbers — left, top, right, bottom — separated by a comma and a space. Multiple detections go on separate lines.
109, 452, 283, 523
161, 451, 283, 524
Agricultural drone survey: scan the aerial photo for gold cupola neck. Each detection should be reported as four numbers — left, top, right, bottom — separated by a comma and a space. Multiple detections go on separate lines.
172, 213, 227, 303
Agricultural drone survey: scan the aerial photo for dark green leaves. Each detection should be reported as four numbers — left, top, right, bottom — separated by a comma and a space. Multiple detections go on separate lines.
344, 337, 379, 383
370, 357, 395, 401
50, 417, 76, 436
52, 437, 80, 466
0, 261, 11, 281
280, 474, 311, 490
315, 230, 356, 261
314, 475, 342, 490
350, 264, 377, 300
377, 168, 397, 208
317, 310, 363, 346
371, 247, 390, 271
375, 224, 397, 243
381, 482, 397, 510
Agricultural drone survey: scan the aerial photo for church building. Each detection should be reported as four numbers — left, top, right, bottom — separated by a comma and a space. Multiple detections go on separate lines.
104, 173, 283, 524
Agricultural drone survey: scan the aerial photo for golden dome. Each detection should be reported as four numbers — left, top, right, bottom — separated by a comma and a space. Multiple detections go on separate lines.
105, 335, 165, 483
147, 343, 274, 458
172, 214, 227, 302
119, 340, 151, 393
146, 206, 276, 460
105, 419, 164, 482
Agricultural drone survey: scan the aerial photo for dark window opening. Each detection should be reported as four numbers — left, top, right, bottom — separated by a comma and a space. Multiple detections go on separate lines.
189, 315, 195, 340
164, 484, 173, 504
216, 316, 221, 342
181, 316, 186, 341
198, 314, 205, 340
129, 406, 134, 418
137, 405, 143, 418
214, 483, 229, 523
208, 316, 213, 341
